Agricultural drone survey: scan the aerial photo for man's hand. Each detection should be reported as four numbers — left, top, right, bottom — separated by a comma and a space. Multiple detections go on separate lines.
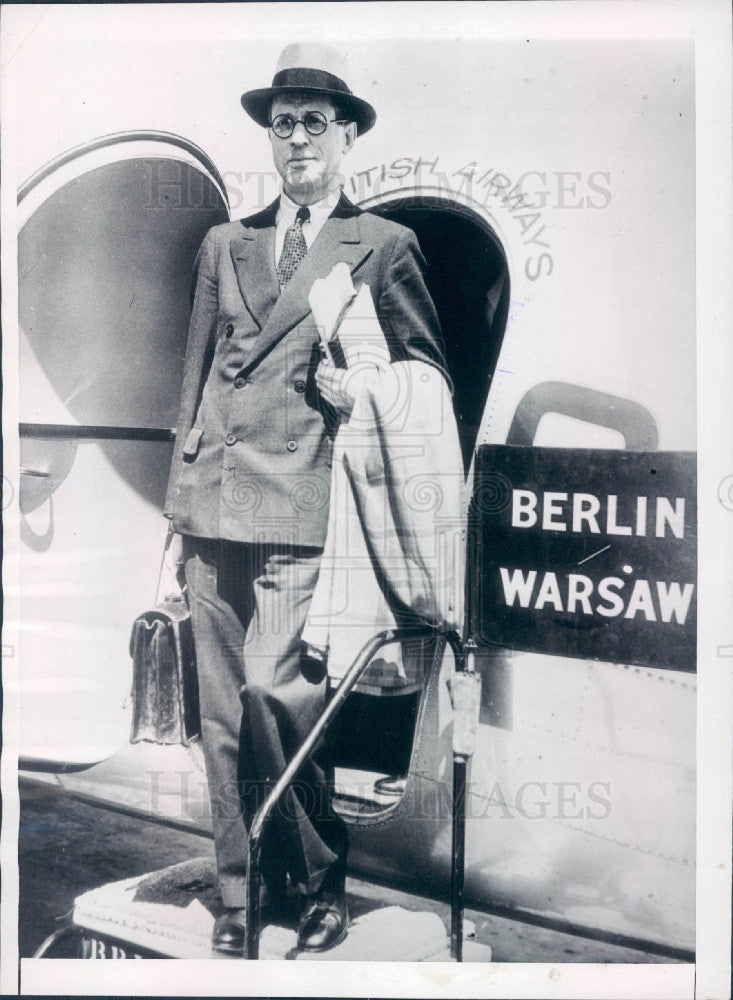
315, 358, 356, 418
159, 529, 187, 602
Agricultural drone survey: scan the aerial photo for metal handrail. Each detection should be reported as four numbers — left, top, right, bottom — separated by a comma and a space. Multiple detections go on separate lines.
32, 923, 82, 958
450, 635, 476, 962
244, 624, 467, 960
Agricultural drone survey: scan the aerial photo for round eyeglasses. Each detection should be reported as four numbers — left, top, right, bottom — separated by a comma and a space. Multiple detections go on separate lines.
269, 111, 348, 139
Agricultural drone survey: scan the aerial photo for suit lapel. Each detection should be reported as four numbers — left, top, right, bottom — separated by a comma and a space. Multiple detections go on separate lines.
261, 211, 372, 346
229, 203, 279, 330
229, 195, 373, 372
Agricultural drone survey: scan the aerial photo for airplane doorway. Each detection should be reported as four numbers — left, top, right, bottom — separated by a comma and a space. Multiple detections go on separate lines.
365, 196, 511, 470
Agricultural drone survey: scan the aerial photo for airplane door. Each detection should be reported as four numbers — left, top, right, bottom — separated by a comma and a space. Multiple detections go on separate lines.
15, 133, 229, 767
364, 194, 510, 470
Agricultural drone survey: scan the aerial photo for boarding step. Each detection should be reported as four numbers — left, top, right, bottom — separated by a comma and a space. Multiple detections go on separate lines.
72, 856, 491, 961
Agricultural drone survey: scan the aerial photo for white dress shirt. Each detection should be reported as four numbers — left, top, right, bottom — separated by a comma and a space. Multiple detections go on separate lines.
275, 188, 341, 264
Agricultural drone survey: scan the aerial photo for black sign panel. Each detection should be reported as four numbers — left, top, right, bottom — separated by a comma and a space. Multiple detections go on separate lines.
469, 447, 696, 672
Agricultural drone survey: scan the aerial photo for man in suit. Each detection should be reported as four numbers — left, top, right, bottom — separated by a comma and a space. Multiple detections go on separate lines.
164, 42, 449, 955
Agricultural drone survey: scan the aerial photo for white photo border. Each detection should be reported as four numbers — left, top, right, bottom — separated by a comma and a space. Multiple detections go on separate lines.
2, 2, 730, 997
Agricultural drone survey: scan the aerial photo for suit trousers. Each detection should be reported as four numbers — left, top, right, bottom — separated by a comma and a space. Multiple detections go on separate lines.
182, 535, 349, 908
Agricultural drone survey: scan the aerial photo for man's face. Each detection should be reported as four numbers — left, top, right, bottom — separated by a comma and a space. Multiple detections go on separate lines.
268, 94, 355, 204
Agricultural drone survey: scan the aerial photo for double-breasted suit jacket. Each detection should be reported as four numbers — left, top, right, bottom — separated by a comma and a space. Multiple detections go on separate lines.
164, 194, 449, 547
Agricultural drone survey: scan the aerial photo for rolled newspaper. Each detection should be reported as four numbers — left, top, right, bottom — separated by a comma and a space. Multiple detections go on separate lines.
308, 261, 357, 361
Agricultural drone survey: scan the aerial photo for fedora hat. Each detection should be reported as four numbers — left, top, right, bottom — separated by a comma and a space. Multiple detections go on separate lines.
241, 43, 376, 136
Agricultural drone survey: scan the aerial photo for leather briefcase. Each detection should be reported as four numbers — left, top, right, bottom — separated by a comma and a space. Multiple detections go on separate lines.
129, 598, 201, 746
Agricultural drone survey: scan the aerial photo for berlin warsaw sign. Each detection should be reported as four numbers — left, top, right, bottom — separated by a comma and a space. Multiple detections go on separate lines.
471, 446, 696, 672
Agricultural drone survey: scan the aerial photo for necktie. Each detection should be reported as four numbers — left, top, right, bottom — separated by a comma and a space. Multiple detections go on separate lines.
277, 205, 310, 288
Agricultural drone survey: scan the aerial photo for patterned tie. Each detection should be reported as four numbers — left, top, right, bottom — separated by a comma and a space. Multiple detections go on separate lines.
277, 205, 310, 288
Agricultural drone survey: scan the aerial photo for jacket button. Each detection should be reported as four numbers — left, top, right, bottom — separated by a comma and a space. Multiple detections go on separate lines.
225, 323, 234, 338
225, 433, 237, 446
293, 379, 306, 393
286, 440, 298, 452
234, 376, 246, 389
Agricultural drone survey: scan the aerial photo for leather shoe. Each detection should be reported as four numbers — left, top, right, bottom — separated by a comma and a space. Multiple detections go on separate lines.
212, 908, 247, 955
296, 888, 349, 952
212, 880, 289, 955
373, 774, 407, 798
